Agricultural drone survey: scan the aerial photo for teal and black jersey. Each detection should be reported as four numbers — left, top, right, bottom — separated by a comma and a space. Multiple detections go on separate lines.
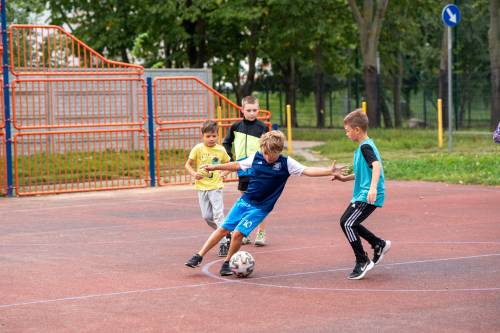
223, 119, 268, 176
352, 138, 385, 207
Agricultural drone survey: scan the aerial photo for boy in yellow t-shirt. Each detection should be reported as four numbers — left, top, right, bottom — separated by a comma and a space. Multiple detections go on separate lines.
185, 120, 231, 256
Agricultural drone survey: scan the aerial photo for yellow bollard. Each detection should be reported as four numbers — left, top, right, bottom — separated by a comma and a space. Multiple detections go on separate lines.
362, 101, 367, 113
437, 99, 443, 148
286, 104, 293, 155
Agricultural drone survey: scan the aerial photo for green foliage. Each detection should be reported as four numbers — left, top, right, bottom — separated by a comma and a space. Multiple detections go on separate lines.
290, 128, 500, 185
16, 150, 147, 185
6, 0, 45, 24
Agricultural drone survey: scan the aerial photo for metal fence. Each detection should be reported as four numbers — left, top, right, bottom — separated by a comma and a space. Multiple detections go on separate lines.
153, 77, 270, 186
1, 25, 271, 196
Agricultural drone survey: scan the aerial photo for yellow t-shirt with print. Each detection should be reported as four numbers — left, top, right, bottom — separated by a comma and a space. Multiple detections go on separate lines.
188, 143, 230, 191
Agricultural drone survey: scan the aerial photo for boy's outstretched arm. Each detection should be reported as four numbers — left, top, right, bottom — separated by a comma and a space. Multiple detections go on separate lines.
331, 173, 355, 182
203, 161, 240, 172
302, 160, 347, 177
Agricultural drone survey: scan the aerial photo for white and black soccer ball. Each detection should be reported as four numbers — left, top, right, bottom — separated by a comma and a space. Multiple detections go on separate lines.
229, 251, 255, 278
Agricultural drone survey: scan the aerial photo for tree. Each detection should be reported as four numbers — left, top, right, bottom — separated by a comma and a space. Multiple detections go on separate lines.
301, 0, 353, 128
378, 0, 437, 128
207, 0, 269, 102
6, 0, 45, 24
46, 0, 143, 62
347, 0, 389, 127
489, 0, 500, 129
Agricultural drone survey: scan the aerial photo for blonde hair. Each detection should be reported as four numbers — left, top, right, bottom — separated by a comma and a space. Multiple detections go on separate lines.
241, 95, 258, 107
344, 109, 369, 131
260, 130, 285, 154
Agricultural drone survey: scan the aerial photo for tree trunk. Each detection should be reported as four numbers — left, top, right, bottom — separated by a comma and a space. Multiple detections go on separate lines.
378, 85, 392, 128
183, 25, 197, 67
195, 19, 207, 68
393, 53, 403, 127
285, 56, 298, 127
163, 39, 172, 68
364, 66, 378, 127
121, 48, 129, 63
347, 0, 389, 128
314, 43, 325, 128
489, 0, 500, 129
238, 48, 257, 99
379, 94, 392, 128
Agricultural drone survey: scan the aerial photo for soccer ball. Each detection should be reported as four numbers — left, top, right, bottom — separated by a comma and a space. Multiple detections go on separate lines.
229, 251, 255, 278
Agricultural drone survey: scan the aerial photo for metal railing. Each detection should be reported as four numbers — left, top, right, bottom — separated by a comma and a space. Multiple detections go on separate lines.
9, 24, 143, 76
13, 129, 148, 196
153, 76, 271, 186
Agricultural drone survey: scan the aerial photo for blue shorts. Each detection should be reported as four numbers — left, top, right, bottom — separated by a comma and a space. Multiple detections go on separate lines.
221, 198, 269, 237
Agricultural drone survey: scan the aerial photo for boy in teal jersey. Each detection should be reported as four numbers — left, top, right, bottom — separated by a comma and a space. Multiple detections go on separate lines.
332, 110, 391, 280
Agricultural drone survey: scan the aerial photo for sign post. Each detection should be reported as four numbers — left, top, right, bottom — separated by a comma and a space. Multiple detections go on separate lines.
441, 4, 461, 152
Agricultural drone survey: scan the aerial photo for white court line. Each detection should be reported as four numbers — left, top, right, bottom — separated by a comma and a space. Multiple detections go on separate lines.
201, 252, 500, 292
0, 234, 207, 247
1, 251, 499, 309
0, 281, 231, 309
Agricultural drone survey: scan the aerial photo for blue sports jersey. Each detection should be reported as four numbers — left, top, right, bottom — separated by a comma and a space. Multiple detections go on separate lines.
239, 152, 304, 212
352, 138, 385, 207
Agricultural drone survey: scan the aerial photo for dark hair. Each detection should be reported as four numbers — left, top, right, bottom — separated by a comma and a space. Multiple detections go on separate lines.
344, 109, 369, 131
201, 120, 218, 134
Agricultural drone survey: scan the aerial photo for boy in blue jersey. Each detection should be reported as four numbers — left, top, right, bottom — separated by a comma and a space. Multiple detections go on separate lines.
223, 96, 269, 246
331, 109, 391, 280
186, 130, 346, 276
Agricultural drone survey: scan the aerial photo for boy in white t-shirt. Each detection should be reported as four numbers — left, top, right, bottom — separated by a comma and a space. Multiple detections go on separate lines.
186, 130, 346, 276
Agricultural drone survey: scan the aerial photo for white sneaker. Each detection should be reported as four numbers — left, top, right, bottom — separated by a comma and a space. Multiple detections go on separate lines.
242, 236, 251, 245
254, 230, 266, 247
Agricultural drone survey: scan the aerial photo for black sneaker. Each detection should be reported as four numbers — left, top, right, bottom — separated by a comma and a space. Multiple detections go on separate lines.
218, 242, 228, 257
348, 257, 374, 280
373, 240, 391, 265
185, 253, 203, 268
219, 261, 233, 276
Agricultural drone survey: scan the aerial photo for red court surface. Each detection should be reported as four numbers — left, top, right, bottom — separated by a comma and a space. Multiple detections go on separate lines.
1, 178, 499, 332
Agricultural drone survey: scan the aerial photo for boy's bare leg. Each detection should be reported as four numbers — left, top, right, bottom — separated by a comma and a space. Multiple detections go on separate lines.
225, 230, 244, 261
198, 227, 230, 256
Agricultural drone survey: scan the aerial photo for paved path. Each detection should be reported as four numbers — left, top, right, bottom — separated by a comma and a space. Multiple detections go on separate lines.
285, 140, 327, 162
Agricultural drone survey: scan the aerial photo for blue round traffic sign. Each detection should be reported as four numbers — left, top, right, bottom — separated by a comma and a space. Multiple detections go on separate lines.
442, 4, 461, 27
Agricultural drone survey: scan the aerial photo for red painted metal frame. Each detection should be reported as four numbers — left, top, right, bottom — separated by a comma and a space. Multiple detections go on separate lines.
11, 77, 147, 130
153, 76, 271, 186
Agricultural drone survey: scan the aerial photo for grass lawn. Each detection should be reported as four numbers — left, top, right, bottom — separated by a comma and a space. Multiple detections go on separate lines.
289, 128, 500, 186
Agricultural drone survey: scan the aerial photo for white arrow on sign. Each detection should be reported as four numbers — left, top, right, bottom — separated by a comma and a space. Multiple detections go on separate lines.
446, 8, 457, 23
